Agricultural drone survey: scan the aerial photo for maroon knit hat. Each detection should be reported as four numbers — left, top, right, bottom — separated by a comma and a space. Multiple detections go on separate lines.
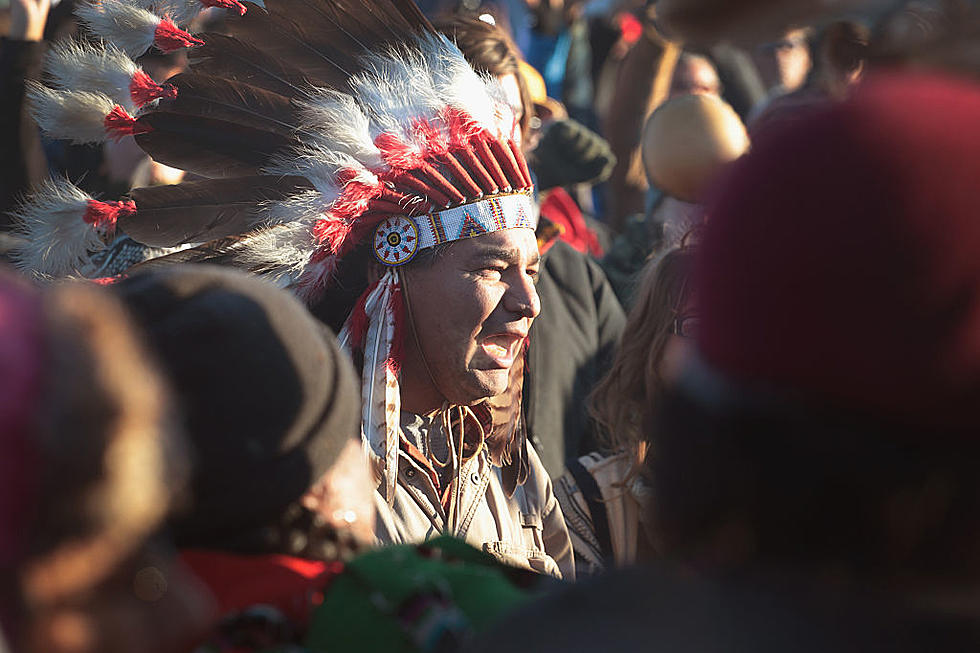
696, 72, 980, 430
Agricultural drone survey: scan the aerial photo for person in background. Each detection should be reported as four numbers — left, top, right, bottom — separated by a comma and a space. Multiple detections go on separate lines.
749, 20, 868, 133
519, 58, 616, 258
438, 14, 625, 479
669, 51, 722, 97
752, 27, 812, 96
556, 246, 694, 578
0, 0, 49, 228
602, 92, 748, 305
603, 5, 680, 232
0, 269, 211, 653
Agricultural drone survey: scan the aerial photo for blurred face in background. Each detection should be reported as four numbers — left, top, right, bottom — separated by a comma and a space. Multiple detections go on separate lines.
670, 53, 722, 98
754, 28, 812, 92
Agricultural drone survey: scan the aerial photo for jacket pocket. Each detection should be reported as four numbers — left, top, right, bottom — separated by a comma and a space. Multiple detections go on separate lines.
482, 540, 562, 578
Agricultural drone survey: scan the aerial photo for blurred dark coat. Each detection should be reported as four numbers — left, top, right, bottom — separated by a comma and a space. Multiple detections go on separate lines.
467, 565, 980, 653
525, 240, 625, 477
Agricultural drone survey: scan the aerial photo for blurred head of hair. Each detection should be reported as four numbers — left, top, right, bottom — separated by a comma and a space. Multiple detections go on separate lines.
590, 246, 696, 476
435, 14, 533, 143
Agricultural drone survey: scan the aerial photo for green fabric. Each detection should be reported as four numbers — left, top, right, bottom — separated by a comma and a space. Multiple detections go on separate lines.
304, 537, 535, 653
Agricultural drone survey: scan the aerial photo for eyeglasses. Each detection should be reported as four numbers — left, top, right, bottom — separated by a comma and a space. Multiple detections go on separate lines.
671, 315, 699, 338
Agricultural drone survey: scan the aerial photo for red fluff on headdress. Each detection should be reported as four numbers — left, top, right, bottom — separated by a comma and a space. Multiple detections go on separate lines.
103, 105, 152, 139
153, 18, 204, 52
129, 69, 177, 107
313, 214, 353, 252
347, 278, 380, 352
83, 199, 136, 232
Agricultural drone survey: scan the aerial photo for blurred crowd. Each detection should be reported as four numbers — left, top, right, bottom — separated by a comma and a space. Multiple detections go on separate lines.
1, 0, 979, 651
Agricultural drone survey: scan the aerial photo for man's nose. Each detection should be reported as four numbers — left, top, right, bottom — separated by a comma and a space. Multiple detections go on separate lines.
504, 272, 540, 319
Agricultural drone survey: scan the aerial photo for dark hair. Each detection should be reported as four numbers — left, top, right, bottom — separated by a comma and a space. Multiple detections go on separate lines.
435, 16, 533, 142
821, 20, 870, 77
651, 387, 980, 583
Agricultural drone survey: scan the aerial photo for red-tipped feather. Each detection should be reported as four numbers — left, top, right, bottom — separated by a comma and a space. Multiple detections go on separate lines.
103, 106, 152, 139
129, 70, 177, 107
375, 132, 426, 170
296, 248, 338, 303
154, 19, 204, 52
82, 199, 136, 231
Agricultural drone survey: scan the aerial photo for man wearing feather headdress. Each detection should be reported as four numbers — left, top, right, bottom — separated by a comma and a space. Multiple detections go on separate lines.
12, 0, 573, 578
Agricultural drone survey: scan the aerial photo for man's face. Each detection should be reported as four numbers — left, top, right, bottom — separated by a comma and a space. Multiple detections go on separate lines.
399, 228, 540, 411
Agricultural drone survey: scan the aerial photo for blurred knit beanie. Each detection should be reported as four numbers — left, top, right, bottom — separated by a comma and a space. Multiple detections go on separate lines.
531, 119, 616, 191
1, 268, 179, 640
695, 72, 980, 432
115, 266, 360, 547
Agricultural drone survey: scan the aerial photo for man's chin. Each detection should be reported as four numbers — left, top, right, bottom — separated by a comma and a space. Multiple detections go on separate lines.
455, 368, 511, 404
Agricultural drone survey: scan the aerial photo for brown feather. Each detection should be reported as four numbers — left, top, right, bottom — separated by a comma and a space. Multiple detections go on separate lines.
126, 234, 252, 272
389, 0, 435, 33
136, 112, 291, 178
217, 0, 438, 94
123, 175, 313, 246
161, 73, 301, 137
190, 34, 313, 97
219, 5, 353, 89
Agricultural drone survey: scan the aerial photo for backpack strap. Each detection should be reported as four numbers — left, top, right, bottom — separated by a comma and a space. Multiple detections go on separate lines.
567, 457, 614, 563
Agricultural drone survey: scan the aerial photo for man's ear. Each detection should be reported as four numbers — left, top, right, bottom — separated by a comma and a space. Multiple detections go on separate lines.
366, 260, 385, 285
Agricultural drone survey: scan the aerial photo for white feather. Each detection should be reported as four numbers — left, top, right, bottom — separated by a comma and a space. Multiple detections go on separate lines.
45, 40, 141, 110
126, 0, 201, 26
75, 0, 160, 58
235, 219, 317, 281
298, 88, 385, 170
261, 189, 329, 226
28, 84, 116, 144
354, 46, 441, 136
381, 277, 401, 508
420, 33, 500, 132
10, 179, 105, 279
358, 273, 400, 504
266, 144, 378, 199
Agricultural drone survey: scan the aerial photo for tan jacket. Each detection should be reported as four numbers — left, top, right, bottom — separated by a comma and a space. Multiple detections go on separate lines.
372, 409, 575, 581
555, 452, 655, 578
